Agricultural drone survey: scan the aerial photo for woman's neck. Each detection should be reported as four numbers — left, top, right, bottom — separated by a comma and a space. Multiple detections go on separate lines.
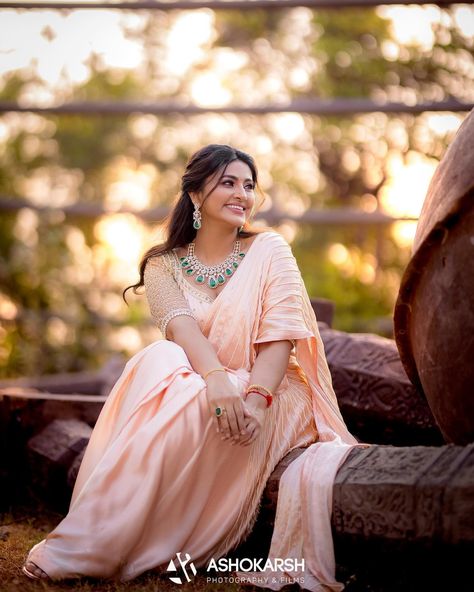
192, 227, 240, 265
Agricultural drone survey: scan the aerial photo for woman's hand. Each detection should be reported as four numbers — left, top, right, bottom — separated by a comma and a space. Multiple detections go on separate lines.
205, 372, 248, 443
239, 394, 268, 446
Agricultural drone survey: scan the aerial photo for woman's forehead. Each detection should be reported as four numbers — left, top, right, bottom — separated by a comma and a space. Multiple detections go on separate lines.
208, 160, 253, 183
223, 160, 253, 177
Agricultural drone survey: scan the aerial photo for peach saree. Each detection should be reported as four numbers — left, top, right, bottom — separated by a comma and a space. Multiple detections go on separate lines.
25, 230, 364, 590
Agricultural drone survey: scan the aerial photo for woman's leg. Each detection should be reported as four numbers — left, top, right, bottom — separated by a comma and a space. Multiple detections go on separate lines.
23, 340, 252, 582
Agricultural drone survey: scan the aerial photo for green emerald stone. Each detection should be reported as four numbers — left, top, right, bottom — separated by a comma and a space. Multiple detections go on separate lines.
181, 258, 190, 268
209, 277, 217, 288
196, 275, 205, 283
217, 274, 225, 284
225, 267, 233, 276
232, 261, 239, 269
239, 252, 245, 258
185, 268, 194, 275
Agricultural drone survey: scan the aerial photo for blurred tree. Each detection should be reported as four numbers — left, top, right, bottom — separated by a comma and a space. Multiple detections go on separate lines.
0, 4, 472, 376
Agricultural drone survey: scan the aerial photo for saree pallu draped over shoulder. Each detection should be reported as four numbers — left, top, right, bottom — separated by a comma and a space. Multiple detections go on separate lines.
199, 231, 368, 591
25, 230, 367, 591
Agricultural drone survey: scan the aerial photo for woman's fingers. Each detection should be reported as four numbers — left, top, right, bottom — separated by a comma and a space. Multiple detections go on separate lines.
224, 404, 239, 440
212, 407, 226, 435
239, 426, 254, 445
220, 412, 232, 439
212, 396, 253, 443
240, 413, 260, 445
242, 425, 258, 445
218, 399, 246, 441
224, 403, 246, 442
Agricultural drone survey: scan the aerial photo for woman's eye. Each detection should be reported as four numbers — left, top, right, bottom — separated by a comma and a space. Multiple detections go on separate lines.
245, 185, 255, 191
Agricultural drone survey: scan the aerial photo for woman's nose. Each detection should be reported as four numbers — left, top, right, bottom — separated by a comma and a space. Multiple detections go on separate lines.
233, 183, 245, 197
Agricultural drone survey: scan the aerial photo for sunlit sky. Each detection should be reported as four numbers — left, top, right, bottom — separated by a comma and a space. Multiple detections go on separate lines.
1, 2, 473, 295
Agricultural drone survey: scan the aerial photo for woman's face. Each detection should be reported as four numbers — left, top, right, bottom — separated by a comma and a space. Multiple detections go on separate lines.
193, 159, 256, 231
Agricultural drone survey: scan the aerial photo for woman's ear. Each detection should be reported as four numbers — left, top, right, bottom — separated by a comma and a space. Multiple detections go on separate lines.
188, 191, 201, 209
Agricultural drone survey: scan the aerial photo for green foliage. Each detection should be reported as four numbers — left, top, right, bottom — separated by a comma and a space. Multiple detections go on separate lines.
216, 9, 283, 46
0, 4, 471, 376
312, 9, 392, 98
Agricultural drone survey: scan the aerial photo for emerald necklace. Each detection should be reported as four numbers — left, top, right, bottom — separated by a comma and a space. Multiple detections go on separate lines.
179, 240, 245, 289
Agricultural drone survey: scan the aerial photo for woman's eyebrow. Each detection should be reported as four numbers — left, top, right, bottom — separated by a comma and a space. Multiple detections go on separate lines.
222, 174, 254, 182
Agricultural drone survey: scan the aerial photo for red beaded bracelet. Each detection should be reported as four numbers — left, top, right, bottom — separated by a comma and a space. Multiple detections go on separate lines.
245, 387, 273, 407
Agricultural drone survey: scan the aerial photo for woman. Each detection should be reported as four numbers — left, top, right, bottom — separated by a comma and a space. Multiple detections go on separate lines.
23, 144, 365, 590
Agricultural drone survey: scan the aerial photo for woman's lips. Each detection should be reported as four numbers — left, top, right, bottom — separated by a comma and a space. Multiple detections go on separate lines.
225, 205, 245, 215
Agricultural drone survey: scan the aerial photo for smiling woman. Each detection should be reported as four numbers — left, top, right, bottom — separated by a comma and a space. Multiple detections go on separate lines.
22, 144, 364, 591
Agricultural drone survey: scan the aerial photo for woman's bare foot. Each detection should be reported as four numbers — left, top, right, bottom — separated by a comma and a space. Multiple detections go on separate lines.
22, 560, 50, 581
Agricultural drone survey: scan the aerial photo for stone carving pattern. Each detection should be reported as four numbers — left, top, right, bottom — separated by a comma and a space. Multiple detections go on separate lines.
332, 444, 474, 544
320, 328, 439, 432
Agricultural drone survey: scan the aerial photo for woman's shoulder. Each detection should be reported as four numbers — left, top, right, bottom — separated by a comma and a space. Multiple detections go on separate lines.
146, 250, 174, 271
254, 230, 288, 244
256, 230, 293, 252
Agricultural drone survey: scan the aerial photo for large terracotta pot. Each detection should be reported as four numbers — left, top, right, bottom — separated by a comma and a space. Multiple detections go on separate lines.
394, 109, 474, 445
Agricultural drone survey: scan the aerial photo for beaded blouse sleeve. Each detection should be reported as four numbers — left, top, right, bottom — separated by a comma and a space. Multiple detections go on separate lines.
143, 253, 197, 339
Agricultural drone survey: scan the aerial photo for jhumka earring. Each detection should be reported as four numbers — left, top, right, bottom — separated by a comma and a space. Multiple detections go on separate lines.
193, 203, 202, 230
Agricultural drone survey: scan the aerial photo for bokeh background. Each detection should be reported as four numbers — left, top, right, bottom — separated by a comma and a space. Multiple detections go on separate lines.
0, 0, 473, 378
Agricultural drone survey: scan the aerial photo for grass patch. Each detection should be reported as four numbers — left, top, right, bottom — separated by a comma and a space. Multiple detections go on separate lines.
0, 504, 279, 592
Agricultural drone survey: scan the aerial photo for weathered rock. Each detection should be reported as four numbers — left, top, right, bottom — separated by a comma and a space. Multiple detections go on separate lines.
242, 443, 474, 559
0, 355, 125, 397
67, 447, 86, 490
332, 443, 474, 544
310, 297, 335, 327
394, 109, 474, 444
319, 326, 443, 445
27, 419, 91, 509
28, 418, 92, 466
0, 388, 106, 434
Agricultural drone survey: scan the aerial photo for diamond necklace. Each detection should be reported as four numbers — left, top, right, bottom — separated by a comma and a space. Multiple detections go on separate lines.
179, 240, 245, 289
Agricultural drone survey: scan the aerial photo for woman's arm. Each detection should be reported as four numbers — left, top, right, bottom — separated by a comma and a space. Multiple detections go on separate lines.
169, 316, 251, 441
166, 315, 224, 377
143, 258, 248, 441
245, 340, 293, 409
236, 339, 292, 445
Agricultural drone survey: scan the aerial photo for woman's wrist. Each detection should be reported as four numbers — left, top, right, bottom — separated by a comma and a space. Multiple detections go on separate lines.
245, 383, 273, 407
245, 392, 268, 409
203, 367, 226, 381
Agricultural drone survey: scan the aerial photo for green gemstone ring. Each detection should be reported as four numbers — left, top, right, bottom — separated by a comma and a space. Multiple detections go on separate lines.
215, 406, 226, 417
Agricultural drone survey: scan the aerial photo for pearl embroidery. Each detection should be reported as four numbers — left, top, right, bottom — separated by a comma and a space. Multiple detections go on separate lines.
144, 255, 197, 338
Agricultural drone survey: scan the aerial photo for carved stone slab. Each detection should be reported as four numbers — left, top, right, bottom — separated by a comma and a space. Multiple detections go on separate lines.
332, 443, 474, 544
28, 418, 92, 466
319, 326, 443, 445
26, 418, 91, 509
232, 443, 474, 567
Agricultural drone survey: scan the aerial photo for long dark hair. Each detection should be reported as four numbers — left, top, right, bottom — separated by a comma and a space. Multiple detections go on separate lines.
123, 144, 268, 302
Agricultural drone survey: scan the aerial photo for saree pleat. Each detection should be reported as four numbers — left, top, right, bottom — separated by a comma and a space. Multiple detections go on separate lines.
25, 230, 366, 590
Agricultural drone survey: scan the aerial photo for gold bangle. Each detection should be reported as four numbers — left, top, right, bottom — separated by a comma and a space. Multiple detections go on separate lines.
246, 390, 269, 404
246, 383, 273, 398
203, 367, 226, 380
